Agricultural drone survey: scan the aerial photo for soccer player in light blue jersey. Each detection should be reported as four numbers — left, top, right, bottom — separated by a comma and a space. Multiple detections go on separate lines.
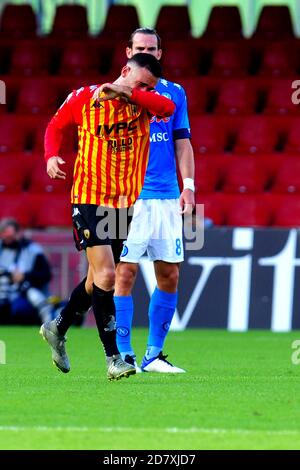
115, 29, 195, 373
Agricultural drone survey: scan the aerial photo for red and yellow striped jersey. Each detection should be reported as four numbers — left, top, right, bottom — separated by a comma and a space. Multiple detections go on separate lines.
45, 85, 175, 208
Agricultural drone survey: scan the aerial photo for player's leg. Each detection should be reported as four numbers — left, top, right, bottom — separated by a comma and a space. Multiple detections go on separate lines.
55, 269, 92, 336
39, 269, 92, 373
40, 206, 94, 373
114, 199, 150, 367
141, 199, 185, 373
141, 261, 185, 372
87, 244, 117, 355
115, 261, 138, 364
86, 206, 135, 381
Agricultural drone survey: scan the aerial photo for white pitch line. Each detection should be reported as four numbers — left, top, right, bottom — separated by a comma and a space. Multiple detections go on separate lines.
0, 426, 299, 436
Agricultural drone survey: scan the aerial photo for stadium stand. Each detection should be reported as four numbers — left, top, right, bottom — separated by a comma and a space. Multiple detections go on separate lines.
16, 78, 58, 115
50, 5, 89, 39
154, 5, 191, 40
264, 79, 300, 115
258, 42, 298, 77
253, 6, 294, 40
0, 4, 36, 39
272, 195, 300, 227
203, 6, 243, 40
10, 41, 49, 76
215, 79, 258, 115
224, 194, 272, 227
59, 41, 100, 76
99, 5, 140, 40
222, 156, 271, 194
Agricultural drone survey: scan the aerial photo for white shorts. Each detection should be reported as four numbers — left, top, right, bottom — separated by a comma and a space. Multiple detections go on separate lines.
120, 199, 184, 263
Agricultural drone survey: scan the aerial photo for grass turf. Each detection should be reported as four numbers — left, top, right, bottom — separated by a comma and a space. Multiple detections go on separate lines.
0, 326, 300, 450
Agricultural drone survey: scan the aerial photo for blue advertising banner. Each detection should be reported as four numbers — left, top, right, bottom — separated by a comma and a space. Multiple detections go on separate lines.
133, 228, 300, 331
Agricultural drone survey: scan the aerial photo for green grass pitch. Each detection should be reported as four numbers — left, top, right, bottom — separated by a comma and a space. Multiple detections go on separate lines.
0, 326, 300, 450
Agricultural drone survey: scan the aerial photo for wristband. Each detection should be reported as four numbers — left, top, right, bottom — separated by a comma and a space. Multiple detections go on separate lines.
183, 178, 195, 192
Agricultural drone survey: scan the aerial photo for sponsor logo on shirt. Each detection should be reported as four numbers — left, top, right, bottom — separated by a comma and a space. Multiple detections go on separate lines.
150, 132, 169, 143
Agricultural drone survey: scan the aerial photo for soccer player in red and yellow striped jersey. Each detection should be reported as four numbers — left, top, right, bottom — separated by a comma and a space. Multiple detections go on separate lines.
41, 54, 175, 381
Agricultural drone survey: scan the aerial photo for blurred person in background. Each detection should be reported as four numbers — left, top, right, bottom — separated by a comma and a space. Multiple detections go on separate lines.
0, 218, 53, 324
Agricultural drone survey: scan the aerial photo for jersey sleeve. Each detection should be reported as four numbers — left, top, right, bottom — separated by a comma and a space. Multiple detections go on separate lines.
131, 88, 175, 118
44, 86, 93, 161
172, 85, 191, 141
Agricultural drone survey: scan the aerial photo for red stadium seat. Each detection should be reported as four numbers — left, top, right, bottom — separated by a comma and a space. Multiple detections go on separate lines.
264, 79, 300, 115
259, 43, 297, 77
109, 47, 129, 75
16, 79, 58, 115
234, 116, 278, 154
194, 156, 224, 193
272, 195, 300, 227
284, 119, 300, 153
33, 194, 72, 228
155, 6, 191, 40
0, 157, 27, 193
272, 158, 300, 194
100, 5, 139, 40
0, 193, 35, 227
225, 194, 271, 227
59, 41, 99, 76
33, 117, 77, 155
195, 193, 225, 226
28, 157, 74, 195
253, 6, 294, 39
161, 40, 200, 78
215, 79, 257, 115
222, 156, 270, 193
0, 116, 28, 153
190, 116, 228, 155
177, 77, 208, 115
209, 42, 250, 77
0, 4, 36, 39
203, 6, 242, 40
51, 5, 88, 39
10, 41, 48, 76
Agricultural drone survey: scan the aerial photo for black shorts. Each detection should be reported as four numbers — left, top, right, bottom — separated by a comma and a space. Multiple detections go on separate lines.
72, 204, 132, 264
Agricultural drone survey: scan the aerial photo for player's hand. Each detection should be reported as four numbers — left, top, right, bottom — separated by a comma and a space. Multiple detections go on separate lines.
47, 156, 66, 180
93, 83, 132, 102
179, 189, 195, 215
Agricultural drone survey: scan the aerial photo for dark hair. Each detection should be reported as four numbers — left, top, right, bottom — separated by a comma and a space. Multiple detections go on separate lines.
127, 53, 162, 78
128, 28, 162, 50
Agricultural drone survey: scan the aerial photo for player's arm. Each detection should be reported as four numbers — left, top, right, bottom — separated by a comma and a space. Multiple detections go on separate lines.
96, 83, 175, 117
44, 88, 89, 179
176, 138, 195, 215
173, 86, 195, 215
130, 88, 175, 117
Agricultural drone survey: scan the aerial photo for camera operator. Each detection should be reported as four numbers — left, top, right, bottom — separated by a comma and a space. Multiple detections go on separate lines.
0, 218, 53, 324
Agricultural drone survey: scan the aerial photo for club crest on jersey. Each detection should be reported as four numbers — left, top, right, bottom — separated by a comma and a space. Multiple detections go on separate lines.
121, 244, 129, 257
92, 101, 104, 108
162, 92, 171, 100
84, 229, 90, 239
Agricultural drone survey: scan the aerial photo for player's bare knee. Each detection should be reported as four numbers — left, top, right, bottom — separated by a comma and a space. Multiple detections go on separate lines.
94, 268, 115, 291
115, 263, 137, 295
157, 265, 179, 291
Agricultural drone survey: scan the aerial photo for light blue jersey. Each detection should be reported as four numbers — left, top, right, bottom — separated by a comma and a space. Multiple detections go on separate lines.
139, 78, 191, 199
